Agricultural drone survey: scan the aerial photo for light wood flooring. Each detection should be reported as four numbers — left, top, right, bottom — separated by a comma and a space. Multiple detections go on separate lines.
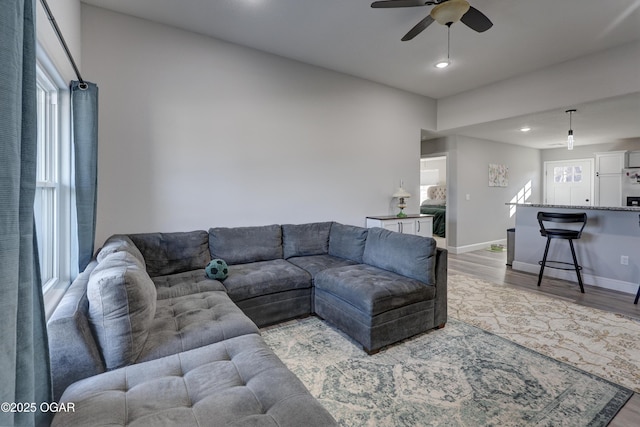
448, 249, 640, 426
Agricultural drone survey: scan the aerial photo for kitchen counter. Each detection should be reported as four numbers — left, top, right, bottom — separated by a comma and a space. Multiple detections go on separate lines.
506, 203, 640, 212
508, 204, 639, 295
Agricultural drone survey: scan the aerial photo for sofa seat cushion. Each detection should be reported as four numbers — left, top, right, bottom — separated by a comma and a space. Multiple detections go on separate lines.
137, 291, 259, 363
315, 264, 435, 317
287, 254, 357, 279
223, 259, 311, 302
52, 334, 338, 427
209, 224, 283, 265
129, 231, 211, 277
152, 269, 226, 299
87, 252, 157, 370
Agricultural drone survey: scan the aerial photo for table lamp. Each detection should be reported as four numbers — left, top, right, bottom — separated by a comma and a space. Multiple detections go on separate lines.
392, 181, 411, 218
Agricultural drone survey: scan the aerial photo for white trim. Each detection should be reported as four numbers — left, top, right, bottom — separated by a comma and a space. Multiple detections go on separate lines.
36, 42, 73, 321
448, 238, 507, 254
512, 261, 638, 295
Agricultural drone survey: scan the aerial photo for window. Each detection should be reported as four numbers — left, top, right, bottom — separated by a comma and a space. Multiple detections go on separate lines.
553, 166, 583, 184
35, 66, 60, 289
33, 51, 73, 315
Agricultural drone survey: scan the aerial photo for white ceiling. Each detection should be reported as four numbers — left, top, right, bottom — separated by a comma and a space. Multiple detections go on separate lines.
81, 0, 640, 149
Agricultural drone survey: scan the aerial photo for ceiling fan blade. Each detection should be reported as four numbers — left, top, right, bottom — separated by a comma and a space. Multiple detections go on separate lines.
371, 1, 436, 8
401, 14, 435, 41
460, 6, 493, 32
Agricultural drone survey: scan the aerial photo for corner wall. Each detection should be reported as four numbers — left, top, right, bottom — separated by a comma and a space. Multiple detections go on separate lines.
81, 6, 438, 245
423, 136, 542, 252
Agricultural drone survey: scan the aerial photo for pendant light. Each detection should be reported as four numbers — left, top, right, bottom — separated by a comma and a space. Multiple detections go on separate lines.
566, 109, 576, 150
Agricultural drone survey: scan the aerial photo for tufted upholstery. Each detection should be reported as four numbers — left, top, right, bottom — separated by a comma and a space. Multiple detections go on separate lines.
152, 269, 226, 299
223, 259, 311, 302
315, 264, 435, 317
137, 291, 259, 363
427, 185, 446, 201
52, 334, 338, 427
287, 254, 357, 280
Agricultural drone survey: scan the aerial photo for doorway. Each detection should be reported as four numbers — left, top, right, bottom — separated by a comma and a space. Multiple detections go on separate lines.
543, 159, 594, 206
420, 155, 447, 248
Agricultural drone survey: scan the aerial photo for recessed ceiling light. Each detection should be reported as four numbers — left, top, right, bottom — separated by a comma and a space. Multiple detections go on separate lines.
435, 60, 450, 69
520, 127, 531, 132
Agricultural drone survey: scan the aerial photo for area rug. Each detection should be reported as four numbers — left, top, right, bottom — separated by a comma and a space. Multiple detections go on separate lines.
262, 317, 632, 427
448, 272, 640, 393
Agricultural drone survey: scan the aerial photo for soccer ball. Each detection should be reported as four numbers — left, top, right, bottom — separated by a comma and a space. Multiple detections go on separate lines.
205, 259, 228, 280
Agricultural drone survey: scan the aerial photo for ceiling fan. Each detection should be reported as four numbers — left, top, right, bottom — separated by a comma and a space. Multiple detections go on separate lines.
371, 0, 493, 41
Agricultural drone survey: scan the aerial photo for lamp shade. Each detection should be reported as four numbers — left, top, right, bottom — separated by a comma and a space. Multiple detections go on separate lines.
393, 187, 411, 199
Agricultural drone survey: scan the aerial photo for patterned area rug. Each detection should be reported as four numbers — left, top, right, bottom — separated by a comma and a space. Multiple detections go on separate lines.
448, 273, 640, 393
262, 317, 632, 426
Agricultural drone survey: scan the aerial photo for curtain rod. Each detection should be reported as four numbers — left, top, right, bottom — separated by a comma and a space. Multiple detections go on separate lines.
39, 0, 87, 89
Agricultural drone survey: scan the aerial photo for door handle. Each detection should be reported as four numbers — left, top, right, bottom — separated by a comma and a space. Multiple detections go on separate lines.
417, 221, 421, 232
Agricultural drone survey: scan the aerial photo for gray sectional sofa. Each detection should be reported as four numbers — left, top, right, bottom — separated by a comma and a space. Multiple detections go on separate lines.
49, 222, 447, 426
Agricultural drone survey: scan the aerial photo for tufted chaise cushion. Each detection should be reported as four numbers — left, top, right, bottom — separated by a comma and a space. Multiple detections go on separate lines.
136, 291, 259, 363
315, 264, 435, 317
129, 231, 211, 277
87, 252, 157, 370
52, 334, 338, 427
152, 269, 226, 299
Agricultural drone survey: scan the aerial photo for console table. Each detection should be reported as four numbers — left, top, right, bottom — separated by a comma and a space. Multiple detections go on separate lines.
366, 214, 433, 237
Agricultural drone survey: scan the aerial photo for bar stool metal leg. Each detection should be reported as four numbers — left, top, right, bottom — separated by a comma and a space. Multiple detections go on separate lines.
634, 285, 640, 305
537, 237, 551, 287
568, 239, 585, 293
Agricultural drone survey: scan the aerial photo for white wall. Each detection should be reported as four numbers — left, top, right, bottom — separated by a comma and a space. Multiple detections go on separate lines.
36, 0, 81, 82
81, 6, 438, 245
423, 136, 542, 252
437, 41, 640, 131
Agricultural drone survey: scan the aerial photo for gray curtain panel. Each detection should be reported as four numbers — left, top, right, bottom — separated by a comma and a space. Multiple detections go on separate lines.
72, 81, 99, 272
0, 0, 53, 425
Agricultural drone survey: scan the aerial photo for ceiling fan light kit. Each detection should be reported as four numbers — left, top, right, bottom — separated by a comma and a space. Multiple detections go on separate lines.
431, 0, 470, 26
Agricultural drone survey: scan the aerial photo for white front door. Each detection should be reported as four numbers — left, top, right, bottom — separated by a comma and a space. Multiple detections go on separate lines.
544, 159, 594, 206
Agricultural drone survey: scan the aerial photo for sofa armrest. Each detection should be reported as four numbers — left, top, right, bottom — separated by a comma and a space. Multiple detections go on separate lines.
433, 247, 448, 327
47, 261, 105, 401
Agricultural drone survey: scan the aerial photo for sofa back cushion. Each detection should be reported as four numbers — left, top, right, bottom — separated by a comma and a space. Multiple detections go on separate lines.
282, 222, 332, 259
87, 252, 157, 370
96, 234, 146, 268
209, 225, 283, 265
328, 223, 368, 263
129, 231, 210, 277
362, 227, 436, 285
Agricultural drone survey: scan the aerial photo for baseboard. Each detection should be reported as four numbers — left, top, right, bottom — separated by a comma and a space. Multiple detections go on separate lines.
512, 261, 639, 295
449, 238, 507, 255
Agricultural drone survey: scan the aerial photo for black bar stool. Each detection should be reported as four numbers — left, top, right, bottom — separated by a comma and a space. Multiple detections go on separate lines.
537, 212, 587, 293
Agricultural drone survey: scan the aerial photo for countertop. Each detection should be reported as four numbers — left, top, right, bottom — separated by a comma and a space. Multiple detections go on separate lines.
366, 214, 434, 220
505, 203, 640, 212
